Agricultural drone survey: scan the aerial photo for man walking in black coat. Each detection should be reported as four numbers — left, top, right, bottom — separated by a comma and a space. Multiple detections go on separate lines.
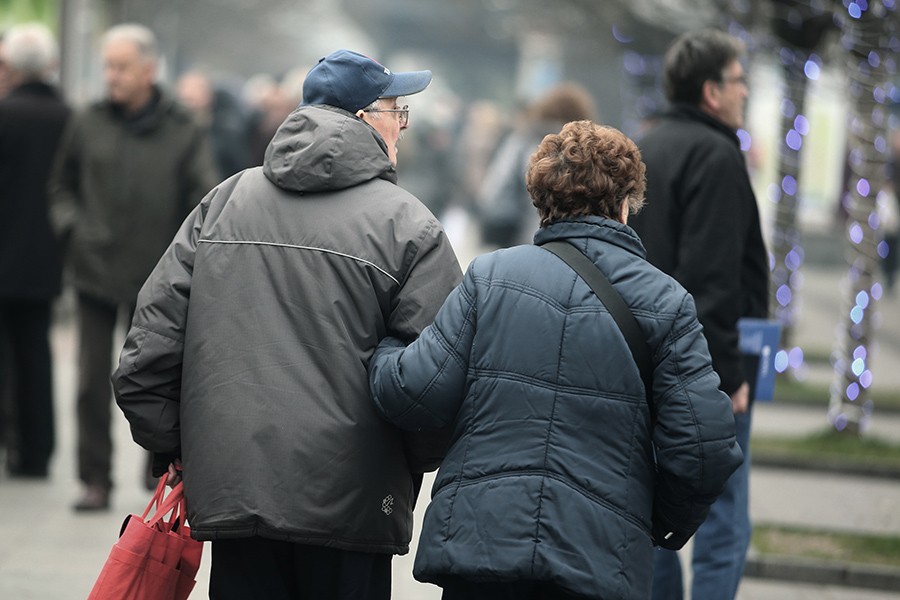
628, 29, 769, 600
0, 23, 71, 478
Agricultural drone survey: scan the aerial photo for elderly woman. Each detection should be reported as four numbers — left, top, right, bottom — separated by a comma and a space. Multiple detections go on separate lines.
368, 120, 742, 600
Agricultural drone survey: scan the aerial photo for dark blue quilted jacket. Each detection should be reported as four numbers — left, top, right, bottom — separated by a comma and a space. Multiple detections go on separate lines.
369, 217, 742, 599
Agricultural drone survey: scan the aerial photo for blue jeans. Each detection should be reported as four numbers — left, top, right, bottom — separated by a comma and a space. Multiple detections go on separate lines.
651, 408, 752, 600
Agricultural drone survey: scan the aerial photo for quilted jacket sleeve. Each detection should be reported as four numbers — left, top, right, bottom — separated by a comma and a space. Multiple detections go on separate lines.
651, 293, 744, 550
111, 195, 209, 459
369, 264, 478, 431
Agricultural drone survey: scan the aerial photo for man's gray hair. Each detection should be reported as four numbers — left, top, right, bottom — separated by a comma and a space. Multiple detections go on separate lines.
102, 23, 158, 62
2, 23, 59, 80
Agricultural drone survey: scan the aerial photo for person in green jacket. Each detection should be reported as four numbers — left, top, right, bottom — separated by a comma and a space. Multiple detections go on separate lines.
49, 23, 219, 511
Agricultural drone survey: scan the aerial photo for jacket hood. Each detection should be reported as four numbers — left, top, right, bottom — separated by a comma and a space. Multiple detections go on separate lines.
263, 104, 397, 193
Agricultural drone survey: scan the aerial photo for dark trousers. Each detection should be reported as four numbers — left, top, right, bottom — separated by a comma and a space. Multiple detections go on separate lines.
440, 577, 585, 600
76, 294, 134, 489
0, 299, 55, 473
209, 538, 391, 600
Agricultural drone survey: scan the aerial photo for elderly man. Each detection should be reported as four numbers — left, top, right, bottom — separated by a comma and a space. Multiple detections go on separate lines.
112, 50, 462, 598
0, 23, 70, 479
628, 29, 769, 600
49, 23, 219, 511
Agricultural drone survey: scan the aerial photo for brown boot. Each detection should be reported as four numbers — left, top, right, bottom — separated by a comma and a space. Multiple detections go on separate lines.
73, 484, 110, 512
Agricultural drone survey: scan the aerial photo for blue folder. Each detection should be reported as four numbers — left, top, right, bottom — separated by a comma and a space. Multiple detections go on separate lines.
737, 318, 782, 401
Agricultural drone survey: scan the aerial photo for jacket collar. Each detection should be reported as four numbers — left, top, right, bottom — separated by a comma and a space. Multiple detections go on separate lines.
106, 85, 168, 134
665, 103, 740, 149
6, 80, 60, 99
533, 216, 647, 259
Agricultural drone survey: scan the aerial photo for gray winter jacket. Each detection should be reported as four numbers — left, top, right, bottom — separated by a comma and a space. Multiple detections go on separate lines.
112, 105, 462, 553
369, 218, 742, 598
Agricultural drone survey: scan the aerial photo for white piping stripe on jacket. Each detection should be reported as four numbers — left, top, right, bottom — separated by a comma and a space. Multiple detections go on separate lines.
198, 239, 400, 285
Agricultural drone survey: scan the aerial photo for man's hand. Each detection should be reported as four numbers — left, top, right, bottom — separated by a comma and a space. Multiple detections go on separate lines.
166, 458, 183, 487
731, 381, 749, 414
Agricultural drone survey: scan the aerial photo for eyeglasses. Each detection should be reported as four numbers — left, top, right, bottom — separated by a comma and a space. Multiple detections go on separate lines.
362, 104, 409, 127
720, 75, 748, 87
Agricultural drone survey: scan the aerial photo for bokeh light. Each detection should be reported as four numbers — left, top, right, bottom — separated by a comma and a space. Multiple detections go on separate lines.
803, 60, 821, 80
774, 350, 789, 373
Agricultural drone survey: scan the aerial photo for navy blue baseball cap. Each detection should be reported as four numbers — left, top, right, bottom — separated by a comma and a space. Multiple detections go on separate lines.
301, 49, 433, 113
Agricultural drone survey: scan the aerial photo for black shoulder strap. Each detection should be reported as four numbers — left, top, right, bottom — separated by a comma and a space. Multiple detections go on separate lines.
541, 240, 656, 426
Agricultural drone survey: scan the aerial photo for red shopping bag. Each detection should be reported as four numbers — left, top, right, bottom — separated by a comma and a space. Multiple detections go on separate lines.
88, 475, 204, 600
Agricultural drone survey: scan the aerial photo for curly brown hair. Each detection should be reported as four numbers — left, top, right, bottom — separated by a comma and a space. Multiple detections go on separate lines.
526, 120, 646, 228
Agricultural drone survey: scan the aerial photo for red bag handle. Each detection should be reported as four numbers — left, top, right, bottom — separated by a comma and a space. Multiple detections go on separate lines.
141, 474, 170, 521
138, 475, 187, 534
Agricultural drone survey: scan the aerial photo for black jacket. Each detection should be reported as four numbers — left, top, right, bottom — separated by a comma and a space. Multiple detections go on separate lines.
369, 218, 742, 599
0, 82, 70, 299
113, 105, 462, 553
629, 105, 769, 395
48, 88, 219, 305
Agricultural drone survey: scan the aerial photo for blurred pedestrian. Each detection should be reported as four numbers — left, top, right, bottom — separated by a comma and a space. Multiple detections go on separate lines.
368, 120, 742, 599
0, 32, 13, 99
449, 99, 507, 210
881, 129, 900, 294
627, 29, 770, 600
112, 49, 461, 599
0, 23, 70, 479
475, 82, 595, 248
49, 23, 218, 511
177, 69, 254, 179
243, 71, 300, 166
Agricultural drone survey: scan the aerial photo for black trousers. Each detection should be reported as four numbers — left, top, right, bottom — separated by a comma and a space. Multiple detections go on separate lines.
440, 578, 585, 600
76, 293, 134, 489
0, 299, 55, 474
209, 538, 392, 600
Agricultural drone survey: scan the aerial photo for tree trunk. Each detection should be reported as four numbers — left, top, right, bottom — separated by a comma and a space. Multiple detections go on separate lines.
769, 55, 809, 357
829, 0, 897, 433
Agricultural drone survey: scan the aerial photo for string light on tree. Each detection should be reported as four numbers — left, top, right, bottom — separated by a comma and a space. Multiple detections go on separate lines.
829, 0, 897, 433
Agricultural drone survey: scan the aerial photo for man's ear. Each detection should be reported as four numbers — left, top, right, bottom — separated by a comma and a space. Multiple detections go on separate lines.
699, 80, 720, 114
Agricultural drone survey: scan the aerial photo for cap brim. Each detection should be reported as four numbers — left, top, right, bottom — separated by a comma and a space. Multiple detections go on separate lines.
382, 70, 433, 98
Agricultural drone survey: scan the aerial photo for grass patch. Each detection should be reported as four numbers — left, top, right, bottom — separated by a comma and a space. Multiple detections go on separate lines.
752, 427, 900, 467
753, 524, 900, 569
774, 377, 900, 412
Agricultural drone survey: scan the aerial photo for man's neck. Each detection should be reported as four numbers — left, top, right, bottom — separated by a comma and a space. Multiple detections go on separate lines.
697, 102, 724, 127
122, 86, 154, 116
